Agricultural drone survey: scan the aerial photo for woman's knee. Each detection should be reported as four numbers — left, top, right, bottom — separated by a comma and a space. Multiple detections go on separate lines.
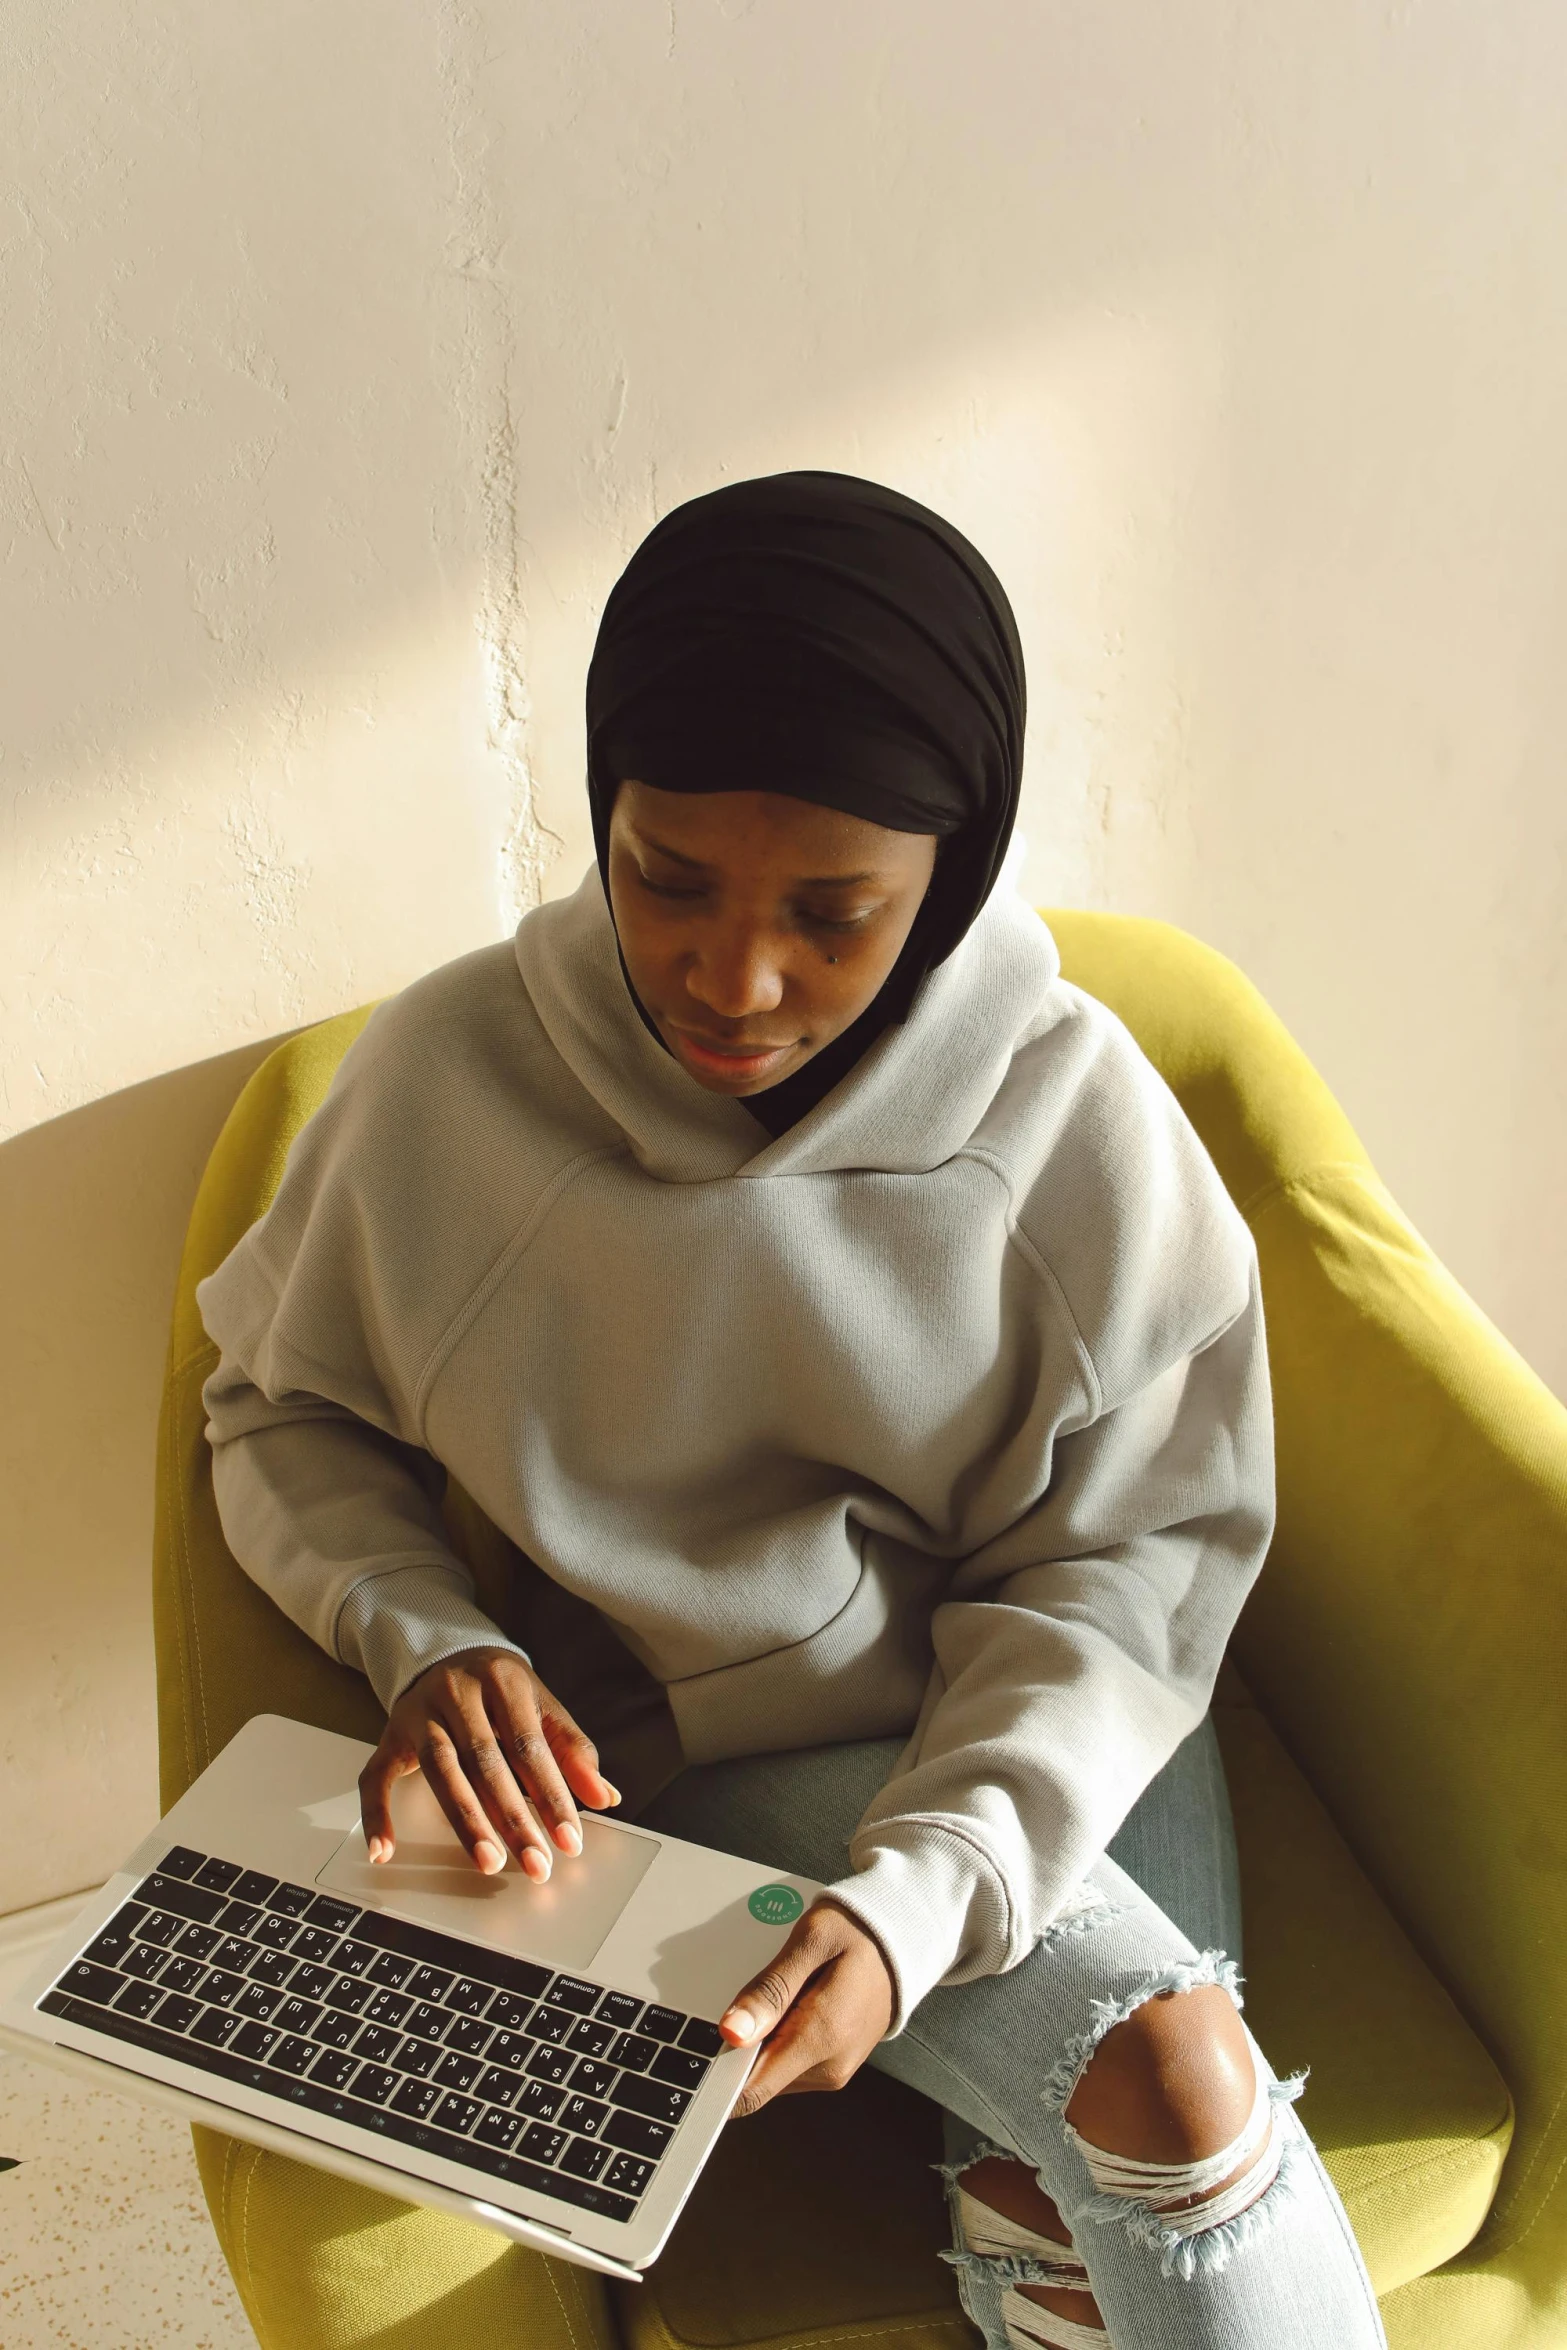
1065, 1983, 1253, 2159
1063, 1982, 1276, 2220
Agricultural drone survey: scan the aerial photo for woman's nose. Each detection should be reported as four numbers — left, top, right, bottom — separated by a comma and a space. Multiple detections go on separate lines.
684, 925, 786, 1019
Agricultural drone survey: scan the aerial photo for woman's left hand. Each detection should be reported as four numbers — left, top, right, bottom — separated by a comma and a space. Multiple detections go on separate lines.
717, 1898, 896, 2113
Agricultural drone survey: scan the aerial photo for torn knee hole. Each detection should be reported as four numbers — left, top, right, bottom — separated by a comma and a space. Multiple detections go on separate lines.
1067, 2037, 1284, 2241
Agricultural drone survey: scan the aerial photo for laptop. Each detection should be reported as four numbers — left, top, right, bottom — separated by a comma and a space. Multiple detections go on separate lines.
0, 1713, 821, 2281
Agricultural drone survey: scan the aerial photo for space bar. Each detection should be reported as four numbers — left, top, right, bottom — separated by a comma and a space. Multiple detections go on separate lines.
38, 1992, 635, 2223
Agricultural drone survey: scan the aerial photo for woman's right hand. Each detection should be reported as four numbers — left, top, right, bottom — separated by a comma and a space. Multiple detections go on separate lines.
358, 1646, 621, 1881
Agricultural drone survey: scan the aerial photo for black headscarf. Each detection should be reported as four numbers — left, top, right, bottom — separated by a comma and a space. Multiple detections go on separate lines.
584, 469, 1027, 1134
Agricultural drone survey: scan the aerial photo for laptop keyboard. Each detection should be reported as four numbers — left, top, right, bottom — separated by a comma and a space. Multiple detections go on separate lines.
38, 1844, 728, 2227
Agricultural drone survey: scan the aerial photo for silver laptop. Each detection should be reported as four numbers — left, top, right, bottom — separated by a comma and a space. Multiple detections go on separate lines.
0, 1713, 821, 2281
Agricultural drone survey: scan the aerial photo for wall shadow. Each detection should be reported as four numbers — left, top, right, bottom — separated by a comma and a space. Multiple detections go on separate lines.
0, 1028, 300, 1915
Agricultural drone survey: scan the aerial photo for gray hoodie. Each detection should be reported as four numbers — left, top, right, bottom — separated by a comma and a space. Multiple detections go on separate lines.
196, 867, 1273, 2030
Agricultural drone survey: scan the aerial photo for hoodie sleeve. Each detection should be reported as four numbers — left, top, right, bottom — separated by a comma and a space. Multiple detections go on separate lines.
820, 1029, 1275, 2033
195, 1006, 530, 1715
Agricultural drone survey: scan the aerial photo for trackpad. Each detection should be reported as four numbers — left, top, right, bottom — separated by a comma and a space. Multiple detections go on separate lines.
316, 1771, 659, 1974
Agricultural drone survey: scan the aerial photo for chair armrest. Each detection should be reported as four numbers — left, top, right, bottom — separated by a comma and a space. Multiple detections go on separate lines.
1233, 1161, 1567, 2282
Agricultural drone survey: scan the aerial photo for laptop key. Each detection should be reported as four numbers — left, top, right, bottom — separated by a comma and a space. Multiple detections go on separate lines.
485, 1991, 530, 2032
545, 1976, 600, 2016
443, 2015, 491, 2057
603, 2110, 672, 2161
81, 1914, 142, 1968
311, 2010, 360, 2049
603, 2153, 655, 2198
274, 1997, 324, 2037
651, 2047, 711, 2091
392, 2037, 442, 2078
639, 2005, 684, 2043
390, 2076, 441, 2121
137, 1909, 189, 1948
234, 1982, 283, 2022
444, 1976, 491, 2016
305, 1895, 359, 1935
678, 2018, 727, 2058
114, 1979, 165, 2018
265, 1881, 316, 1919
596, 1991, 643, 2030
612, 2072, 691, 2125
611, 2032, 658, 2073
326, 1976, 373, 2016
433, 2093, 482, 2137
352, 2063, 398, 2106
474, 2065, 521, 2107
192, 2006, 242, 2048
570, 2060, 618, 2100
152, 1993, 203, 2035
60, 1961, 121, 2006
193, 1857, 243, 1895
353, 2024, 402, 2066
405, 1965, 454, 2002
559, 2136, 610, 2181
560, 2094, 610, 2138
524, 2003, 570, 2045
475, 2106, 523, 2151
519, 2124, 567, 2165
565, 2017, 614, 2058
526, 2044, 573, 2086
251, 1911, 298, 1952
433, 2052, 480, 2093
232, 1869, 279, 1906
270, 2035, 319, 2076
141, 1877, 226, 1927
363, 1988, 411, 2029
159, 1845, 204, 1880
199, 1969, 248, 2008
311, 2049, 358, 2091
232, 2021, 281, 2063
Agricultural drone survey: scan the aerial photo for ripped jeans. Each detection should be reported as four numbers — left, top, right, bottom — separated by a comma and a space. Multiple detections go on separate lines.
636, 1720, 1388, 2350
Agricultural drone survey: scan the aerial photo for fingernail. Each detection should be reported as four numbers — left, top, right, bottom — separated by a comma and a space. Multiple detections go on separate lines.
522, 1848, 551, 1881
475, 1840, 505, 1874
721, 2009, 758, 2043
555, 1822, 583, 1856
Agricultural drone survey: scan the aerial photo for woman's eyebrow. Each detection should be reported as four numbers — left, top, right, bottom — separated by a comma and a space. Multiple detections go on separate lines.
635, 828, 878, 888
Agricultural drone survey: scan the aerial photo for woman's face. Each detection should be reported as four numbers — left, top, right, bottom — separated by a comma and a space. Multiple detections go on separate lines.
606, 780, 938, 1096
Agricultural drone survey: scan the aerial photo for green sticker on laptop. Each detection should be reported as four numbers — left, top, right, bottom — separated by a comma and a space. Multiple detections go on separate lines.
748, 1882, 804, 1925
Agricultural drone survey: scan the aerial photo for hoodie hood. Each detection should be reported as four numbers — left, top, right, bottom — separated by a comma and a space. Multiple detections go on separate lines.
512, 864, 1062, 1187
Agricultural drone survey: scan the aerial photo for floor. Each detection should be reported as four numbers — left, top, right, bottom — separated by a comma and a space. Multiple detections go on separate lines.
0, 1897, 255, 2349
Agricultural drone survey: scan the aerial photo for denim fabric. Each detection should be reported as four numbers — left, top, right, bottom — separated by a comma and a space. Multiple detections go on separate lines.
637, 1719, 1387, 2350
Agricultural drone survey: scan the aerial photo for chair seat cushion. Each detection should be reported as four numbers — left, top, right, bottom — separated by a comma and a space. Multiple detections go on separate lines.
620, 1681, 1513, 2350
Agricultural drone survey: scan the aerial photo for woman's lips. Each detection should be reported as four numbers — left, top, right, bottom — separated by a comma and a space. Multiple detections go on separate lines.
668, 1025, 796, 1078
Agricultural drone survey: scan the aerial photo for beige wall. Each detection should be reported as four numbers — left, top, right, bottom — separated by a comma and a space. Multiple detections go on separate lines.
4, 1, 1564, 1912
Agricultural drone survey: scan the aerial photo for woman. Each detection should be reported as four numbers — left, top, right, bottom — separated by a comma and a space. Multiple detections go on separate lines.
196, 470, 1387, 2349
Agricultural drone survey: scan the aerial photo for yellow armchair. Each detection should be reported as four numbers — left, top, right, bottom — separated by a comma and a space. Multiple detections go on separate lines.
152, 910, 1567, 2350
